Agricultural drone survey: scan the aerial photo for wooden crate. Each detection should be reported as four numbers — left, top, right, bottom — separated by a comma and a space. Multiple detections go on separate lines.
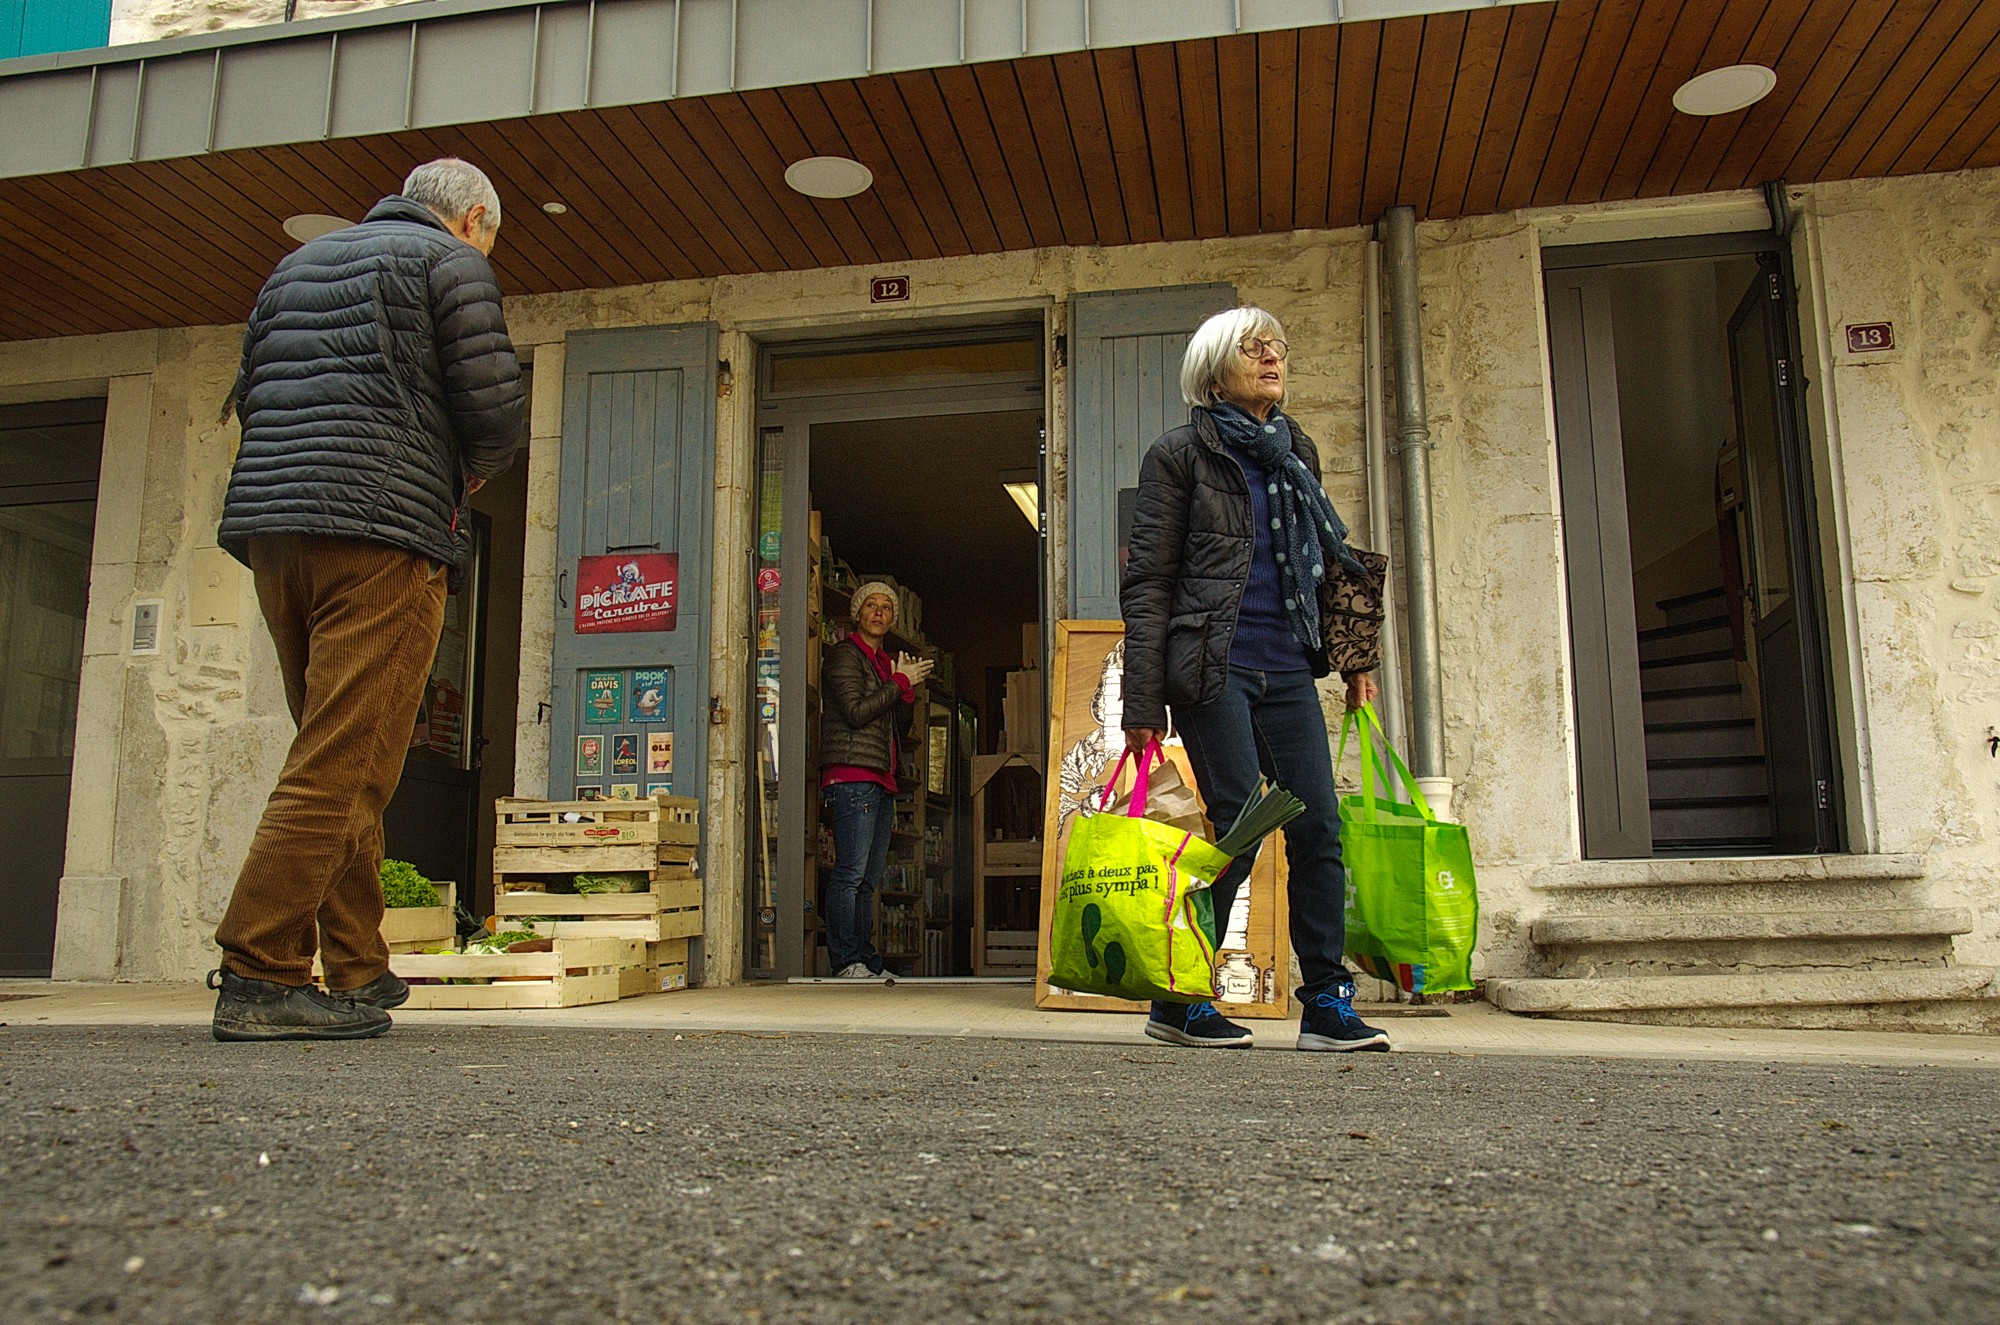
380, 882, 456, 953
390, 937, 632, 1009
984, 839, 1043, 868
618, 938, 693, 997
494, 796, 700, 849
982, 928, 1039, 974
494, 870, 701, 942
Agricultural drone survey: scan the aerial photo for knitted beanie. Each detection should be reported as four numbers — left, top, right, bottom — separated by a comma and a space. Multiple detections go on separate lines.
850, 581, 898, 623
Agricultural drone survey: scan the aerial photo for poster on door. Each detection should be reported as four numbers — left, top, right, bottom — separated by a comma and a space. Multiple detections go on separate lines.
574, 553, 679, 634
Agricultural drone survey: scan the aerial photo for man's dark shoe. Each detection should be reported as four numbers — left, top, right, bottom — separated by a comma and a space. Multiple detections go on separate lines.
1145, 1000, 1253, 1048
208, 969, 392, 1042
335, 970, 410, 1009
1297, 981, 1391, 1052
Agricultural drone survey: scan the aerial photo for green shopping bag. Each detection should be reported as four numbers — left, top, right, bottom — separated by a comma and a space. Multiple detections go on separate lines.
1335, 705, 1479, 994
1048, 742, 1233, 1003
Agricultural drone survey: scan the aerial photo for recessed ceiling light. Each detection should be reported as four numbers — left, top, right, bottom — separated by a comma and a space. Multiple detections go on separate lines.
542, 201, 569, 215
281, 213, 352, 243
784, 155, 873, 199
1673, 64, 1778, 116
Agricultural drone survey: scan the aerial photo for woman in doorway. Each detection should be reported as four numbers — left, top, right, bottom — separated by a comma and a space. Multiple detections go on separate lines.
1120, 306, 1386, 1052
820, 582, 934, 980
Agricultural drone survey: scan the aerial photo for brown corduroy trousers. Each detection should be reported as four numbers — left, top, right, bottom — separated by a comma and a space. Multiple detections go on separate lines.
215, 535, 449, 989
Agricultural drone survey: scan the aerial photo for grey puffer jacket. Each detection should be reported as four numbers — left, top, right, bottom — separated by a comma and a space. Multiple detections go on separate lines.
819, 638, 912, 779
1119, 408, 1335, 731
219, 195, 526, 573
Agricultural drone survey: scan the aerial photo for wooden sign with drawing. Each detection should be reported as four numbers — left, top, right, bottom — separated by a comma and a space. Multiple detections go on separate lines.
1035, 620, 1292, 1019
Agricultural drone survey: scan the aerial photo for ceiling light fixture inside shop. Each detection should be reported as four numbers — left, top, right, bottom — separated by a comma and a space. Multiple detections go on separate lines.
281, 213, 352, 243
1672, 64, 1778, 116
784, 155, 874, 198
1000, 472, 1039, 531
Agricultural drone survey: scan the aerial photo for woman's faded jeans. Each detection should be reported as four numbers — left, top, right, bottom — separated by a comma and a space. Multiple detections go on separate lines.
821, 780, 894, 973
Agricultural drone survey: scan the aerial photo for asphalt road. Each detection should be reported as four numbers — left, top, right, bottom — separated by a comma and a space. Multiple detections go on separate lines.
3, 1025, 1995, 1324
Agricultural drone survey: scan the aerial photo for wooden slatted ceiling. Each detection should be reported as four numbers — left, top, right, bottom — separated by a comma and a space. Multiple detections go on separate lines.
1, 0, 1997, 344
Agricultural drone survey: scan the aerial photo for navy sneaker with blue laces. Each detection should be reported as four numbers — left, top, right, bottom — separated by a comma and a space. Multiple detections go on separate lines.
1297, 981, 1391, 1052
1145, 1000, 1254, 1049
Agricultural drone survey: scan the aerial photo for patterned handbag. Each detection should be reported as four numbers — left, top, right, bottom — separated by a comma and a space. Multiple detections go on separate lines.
1318, 547, 1387, 676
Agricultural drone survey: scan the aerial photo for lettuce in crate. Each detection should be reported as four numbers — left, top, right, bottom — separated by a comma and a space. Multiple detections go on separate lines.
570, 871, 649, 894
379, 859, 441, 909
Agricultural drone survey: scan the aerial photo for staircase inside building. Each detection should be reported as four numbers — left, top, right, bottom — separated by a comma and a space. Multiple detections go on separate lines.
1640, 584, 1773, 853
1485, 588, 1999, 1034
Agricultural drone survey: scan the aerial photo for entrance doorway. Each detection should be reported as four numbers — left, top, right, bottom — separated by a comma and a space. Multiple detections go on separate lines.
0, 398, 103, 976
749, 328, 1047, 979
383, 367, 530, 920
1546, 235, 1843, 858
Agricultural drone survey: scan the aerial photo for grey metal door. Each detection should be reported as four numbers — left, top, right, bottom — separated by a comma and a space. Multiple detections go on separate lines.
552, 326, 716, 827
0, 398, 102, 976
1726, 259, 1841, 853
1544, 270, 1654, 859
1068, 283, 1235, 619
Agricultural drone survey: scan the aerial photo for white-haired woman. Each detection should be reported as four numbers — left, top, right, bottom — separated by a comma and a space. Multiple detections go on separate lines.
819, 582, 933, 979
1119, 307, 1386, 1052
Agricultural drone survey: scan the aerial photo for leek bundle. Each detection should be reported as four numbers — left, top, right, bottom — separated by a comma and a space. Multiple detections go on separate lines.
1212, 778, 1306, 858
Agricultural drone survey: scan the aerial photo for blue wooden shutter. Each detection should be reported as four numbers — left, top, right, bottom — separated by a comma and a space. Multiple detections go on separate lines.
552, 325, 716, 819
1067, 283, 1235, 619
0, 0, 24, 59
8, 0, 112, 58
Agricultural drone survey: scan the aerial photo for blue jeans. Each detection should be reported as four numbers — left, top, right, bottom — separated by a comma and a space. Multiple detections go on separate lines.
1172, 666, 1352, 1000
822, 780, 894, 973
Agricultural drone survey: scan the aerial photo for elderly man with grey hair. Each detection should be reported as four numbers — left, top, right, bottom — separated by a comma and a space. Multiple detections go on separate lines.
209, 157, 525, 1041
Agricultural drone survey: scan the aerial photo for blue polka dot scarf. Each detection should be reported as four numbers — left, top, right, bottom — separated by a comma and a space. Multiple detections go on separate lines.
1207, 401, 1369, 654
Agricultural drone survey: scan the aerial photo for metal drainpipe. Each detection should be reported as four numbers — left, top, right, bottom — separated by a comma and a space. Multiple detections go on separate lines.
1361, 239, 1408, 757
1379, 207, 1451, 810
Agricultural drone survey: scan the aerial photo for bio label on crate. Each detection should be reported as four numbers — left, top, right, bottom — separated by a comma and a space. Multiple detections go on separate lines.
584, 671, 623, 724
575, 554, 678, 634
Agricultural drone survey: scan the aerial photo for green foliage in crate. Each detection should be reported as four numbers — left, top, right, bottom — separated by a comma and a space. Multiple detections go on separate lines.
379, 859, 442, 909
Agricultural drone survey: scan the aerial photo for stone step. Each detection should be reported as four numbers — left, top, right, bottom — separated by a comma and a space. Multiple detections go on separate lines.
1643, 684, 1749, 726
1646, 757, 1768, 800
1531, 907, 1974, 947
1637, 615, 1733, 663
1485, 968, 2000, 1033
1639, 656, 1741, 692
1526, 879, 1917, 917
1650, 798, 1772, 844
1657, 585, 1728, 628
1525, 856, 1927, 917
1531, 853, 1925, 891
1643, 718, 1761, 761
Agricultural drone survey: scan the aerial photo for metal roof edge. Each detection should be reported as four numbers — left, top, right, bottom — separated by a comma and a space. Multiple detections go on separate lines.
0, 0, 1546, 181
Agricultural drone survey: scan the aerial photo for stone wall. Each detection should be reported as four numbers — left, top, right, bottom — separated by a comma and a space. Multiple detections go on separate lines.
13, 167, 1997, 986
111, 0, 417, 45
1802, 171, 2000, 966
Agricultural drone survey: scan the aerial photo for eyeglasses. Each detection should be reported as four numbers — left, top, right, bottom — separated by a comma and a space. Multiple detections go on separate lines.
1236, 337, 1289, 361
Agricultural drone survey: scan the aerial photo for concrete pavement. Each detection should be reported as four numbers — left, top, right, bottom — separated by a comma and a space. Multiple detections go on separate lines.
5, 978, 1998, 1068
3, 1021, 1996, 1324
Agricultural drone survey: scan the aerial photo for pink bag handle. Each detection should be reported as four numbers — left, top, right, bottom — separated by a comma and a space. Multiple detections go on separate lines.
1095, 739, 1163, 818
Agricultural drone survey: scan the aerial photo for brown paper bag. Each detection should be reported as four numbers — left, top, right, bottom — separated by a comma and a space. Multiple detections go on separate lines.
1111, 755, 1209, 839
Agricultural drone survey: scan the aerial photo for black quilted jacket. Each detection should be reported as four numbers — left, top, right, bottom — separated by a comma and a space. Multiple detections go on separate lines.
1119, 408, 1335, 731
819, 638, 912, 778
219, 196, 526, 572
